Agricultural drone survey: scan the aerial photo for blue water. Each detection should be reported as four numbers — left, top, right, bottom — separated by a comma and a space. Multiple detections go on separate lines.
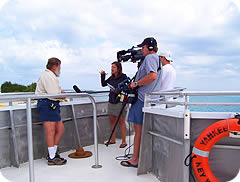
73, 92, 240, 113
189, 95, 240, 112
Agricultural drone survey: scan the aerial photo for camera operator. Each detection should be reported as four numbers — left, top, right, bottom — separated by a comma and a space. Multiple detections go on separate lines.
120, 37, 161, 168
100, 61, 128, 148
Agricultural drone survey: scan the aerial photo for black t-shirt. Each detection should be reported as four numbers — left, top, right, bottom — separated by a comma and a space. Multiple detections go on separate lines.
101, 73, 128, 104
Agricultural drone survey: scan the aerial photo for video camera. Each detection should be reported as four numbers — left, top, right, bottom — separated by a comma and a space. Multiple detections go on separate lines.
115, 46, 143, 104
117, 78, 131, 94
107, 77, 138, 104
117, 78, 138, 104
117, 46, 145, 63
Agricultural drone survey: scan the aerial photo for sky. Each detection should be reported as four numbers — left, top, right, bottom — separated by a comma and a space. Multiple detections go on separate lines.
0, 0, 240, 91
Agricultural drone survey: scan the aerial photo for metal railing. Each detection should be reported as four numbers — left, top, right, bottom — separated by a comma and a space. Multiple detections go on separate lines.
0, 92, 106, 182
145, 91, 240, 109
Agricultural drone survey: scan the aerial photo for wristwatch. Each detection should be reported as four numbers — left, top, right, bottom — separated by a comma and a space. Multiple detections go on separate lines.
134, 81, 138, 87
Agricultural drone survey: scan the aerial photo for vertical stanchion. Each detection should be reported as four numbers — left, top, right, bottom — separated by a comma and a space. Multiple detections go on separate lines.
88, 95, 102, 168
183, 107, 191, 182
26, 98, 35, 182
184, 93, 188, 110
144, 93, 151, 107
9, 109, 20, 167
71, 104, 82, 147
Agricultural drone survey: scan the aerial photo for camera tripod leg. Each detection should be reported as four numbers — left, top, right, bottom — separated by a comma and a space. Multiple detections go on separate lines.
105, 97, 128, 147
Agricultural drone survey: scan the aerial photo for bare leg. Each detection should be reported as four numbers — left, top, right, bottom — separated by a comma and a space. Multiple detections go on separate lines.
128, 123, 142, 165
119, 116, 127, 144
43, 122, 57, 147
109, 115, 117, 143
54, 120, 65, 145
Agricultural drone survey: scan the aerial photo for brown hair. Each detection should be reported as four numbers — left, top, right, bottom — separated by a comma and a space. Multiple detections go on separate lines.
46, 57, 61, 69
112, 61, 122, 78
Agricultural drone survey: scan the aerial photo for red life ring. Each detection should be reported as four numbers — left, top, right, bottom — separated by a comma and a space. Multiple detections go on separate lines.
192, 118, 240, 182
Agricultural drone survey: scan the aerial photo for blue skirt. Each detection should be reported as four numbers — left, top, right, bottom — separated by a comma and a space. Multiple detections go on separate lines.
37, 99, 61, 122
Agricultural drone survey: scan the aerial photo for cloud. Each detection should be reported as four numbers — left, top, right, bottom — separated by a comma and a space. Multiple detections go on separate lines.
181, 56, 218, 66
0, 0, 240, 90
219, 68, 240, 77
0, 0, 8, 10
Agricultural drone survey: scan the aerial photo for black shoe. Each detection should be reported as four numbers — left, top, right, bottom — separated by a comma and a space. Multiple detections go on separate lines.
46, 153, 67, 163
48, 156, 67, 166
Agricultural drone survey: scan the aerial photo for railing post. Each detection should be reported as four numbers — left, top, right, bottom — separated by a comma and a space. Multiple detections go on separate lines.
26, 98, 34, 182
88, 95, 102, 169
183, 108, 191, 182
144, 93, 151, 107
71, 104, 82, 147
184, 93, 188, 110
9, 109, 20, 167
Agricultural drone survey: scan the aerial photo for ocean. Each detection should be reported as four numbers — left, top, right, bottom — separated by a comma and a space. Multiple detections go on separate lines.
74, 93, 240, 113
189, 95, 240, 112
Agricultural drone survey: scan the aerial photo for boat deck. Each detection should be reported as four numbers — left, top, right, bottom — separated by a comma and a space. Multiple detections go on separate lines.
0, 138, 159, 182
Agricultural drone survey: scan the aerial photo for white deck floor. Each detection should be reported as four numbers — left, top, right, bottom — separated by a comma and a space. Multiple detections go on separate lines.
0, 138, 159, 182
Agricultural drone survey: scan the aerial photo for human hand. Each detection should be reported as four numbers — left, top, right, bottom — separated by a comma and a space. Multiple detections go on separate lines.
99, 70, 107, 75
130, 82, 136, 89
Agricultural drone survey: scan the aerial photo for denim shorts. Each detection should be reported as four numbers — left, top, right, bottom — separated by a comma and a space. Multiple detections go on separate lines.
37, 99, 61, 122
127, 99, 144, 125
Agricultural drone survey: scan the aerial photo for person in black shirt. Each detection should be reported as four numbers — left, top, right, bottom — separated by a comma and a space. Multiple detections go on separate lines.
100, 61, 128, 148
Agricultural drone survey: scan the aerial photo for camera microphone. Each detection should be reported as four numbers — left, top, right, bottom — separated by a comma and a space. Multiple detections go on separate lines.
73, 85, 82, 93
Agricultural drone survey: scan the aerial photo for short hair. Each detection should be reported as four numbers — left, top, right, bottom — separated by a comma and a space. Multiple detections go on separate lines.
46, 57, 61, 69
112, 61, 122, 77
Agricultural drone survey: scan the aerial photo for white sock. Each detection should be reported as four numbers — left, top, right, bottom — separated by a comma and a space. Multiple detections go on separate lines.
54, 145, 58, 154
48, 147, 56, 159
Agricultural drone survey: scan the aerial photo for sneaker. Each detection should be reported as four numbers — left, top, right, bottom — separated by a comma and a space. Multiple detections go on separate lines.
46, 152, 66, 162
55, 153, 67, 164
55, 153, 66, 161
48, 156, 67, 166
